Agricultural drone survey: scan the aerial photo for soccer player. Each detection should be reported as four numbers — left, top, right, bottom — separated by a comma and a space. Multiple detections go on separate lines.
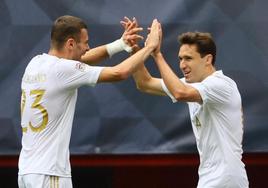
132, 24, 249, 187
18, 15, 160, 188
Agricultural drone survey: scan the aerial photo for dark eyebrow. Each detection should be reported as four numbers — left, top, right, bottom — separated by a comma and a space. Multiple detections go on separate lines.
179, 55, 192, 60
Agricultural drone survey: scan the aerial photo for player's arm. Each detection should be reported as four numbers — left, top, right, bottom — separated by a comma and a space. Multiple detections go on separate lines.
144, 21, 201, 102
153, 52, 202, 103
97, 19, 159, 83
133, 64, 166, 96
81, 17, 143, 65
135, 21, 200, 101
81, 45, 108, 65
131, 18, 165, 96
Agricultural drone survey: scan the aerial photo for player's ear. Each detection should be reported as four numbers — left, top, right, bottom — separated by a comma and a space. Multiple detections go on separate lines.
205, 54, 213, 65
66, 38, 76, 50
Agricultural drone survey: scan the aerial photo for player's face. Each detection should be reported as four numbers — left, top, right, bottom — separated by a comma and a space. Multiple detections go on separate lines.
178, 44, 208, 83
73, 28, 90, 61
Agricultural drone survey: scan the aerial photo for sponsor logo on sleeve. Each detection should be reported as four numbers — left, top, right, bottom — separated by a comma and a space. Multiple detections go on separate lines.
75, 63, 86, 72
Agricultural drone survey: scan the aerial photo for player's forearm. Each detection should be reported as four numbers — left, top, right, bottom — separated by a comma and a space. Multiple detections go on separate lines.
115, 45, 155, 79
81, 38, 134, 65
81, 45, 109, 65
154, 53, 187, 99
133, 64, 152, 90
133, 66, 166, 96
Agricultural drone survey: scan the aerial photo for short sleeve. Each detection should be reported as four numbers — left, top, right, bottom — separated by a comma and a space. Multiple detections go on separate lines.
160, 79, 177, 103
56, 60, 104, 89
190, 75, 233, 105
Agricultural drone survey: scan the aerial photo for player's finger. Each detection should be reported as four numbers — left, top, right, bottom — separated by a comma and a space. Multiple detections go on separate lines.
126, 27, 143, 35
126, 34, 144, 41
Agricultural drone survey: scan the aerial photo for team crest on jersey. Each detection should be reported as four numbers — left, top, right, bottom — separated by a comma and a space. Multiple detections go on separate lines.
195, 117, 201, 127
75, 63, 86, 72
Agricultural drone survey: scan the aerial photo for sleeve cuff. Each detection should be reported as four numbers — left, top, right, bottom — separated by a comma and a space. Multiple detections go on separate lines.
160, 79, 177, 103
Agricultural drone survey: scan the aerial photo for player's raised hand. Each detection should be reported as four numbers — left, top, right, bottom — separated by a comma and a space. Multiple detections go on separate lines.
120, 17, 143, 50
152, 21, 162, 57
145, 19, 160, 50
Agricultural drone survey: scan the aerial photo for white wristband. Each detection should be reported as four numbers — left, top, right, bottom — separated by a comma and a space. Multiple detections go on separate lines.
106, 38, 132, 57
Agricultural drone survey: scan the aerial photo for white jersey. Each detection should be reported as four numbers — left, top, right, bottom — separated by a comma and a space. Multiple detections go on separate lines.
161, 71, 248, 188
19, 53, 103, 177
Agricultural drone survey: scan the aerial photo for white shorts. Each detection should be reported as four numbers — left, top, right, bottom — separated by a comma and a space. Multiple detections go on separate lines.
18, 174, 72, 188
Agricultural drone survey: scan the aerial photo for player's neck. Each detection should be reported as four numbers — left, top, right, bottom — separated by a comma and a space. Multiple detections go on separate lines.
200, 65, 216, 81
48, 48, 71, 60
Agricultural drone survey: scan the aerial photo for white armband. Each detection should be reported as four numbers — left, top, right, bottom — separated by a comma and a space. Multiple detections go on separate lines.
106, 38, 132, 57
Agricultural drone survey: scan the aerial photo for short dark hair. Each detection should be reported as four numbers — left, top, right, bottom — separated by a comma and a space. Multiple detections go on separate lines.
178, 32, 216, 65
50, 15, 87, 50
